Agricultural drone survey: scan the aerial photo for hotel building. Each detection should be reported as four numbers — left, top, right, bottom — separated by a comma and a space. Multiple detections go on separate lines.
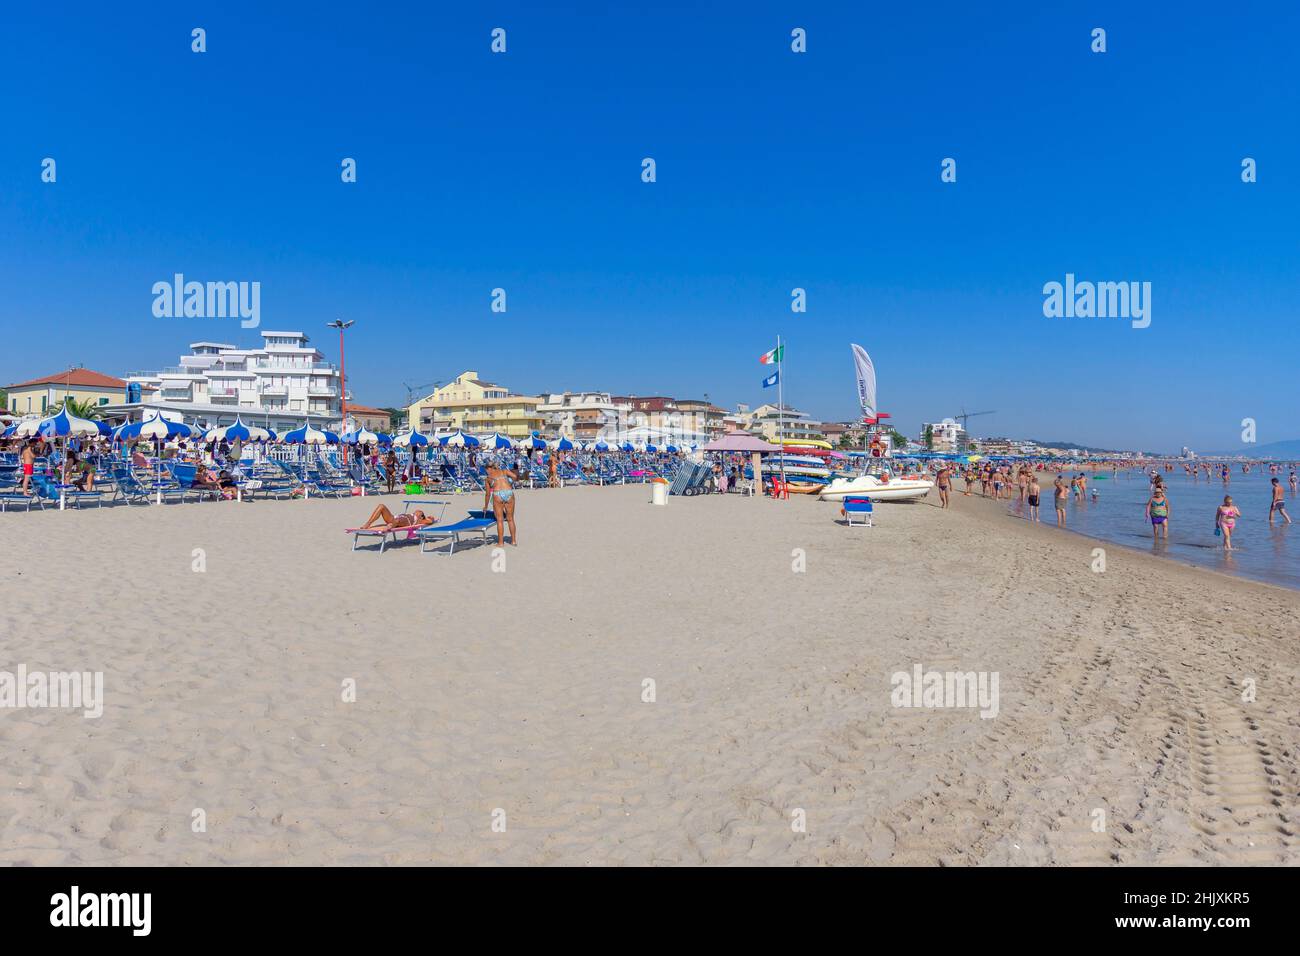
115, 332, 345, 431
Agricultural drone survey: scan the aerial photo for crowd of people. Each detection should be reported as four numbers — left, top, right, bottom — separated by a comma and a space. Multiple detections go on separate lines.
927, 457, 1296, 552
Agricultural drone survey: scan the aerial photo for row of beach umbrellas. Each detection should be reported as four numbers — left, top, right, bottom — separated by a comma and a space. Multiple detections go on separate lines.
3, 411, 695, 454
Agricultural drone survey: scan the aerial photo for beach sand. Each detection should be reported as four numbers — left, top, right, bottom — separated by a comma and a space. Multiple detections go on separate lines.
2, 482, 1297, 865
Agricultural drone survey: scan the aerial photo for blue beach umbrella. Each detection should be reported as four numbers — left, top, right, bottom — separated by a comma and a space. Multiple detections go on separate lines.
518, 435, 547, 450
207, 416, 270, 443
341, 427, 380, 445
439, 429, 480, 447
644, 443, 658, 453
113, 413, 191, 442
283, 422, 332, 445
594, 440, 610, 451
620, 442, 634, 452
392, 430, 430, 448
550, 436, 575, 451
480, 432, 514, 450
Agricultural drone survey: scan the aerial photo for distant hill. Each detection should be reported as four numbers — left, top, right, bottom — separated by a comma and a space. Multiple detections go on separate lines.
1199, 439, 1300, 460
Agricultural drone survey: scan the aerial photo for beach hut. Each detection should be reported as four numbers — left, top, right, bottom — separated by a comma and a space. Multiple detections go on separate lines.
702, 430, 782, 500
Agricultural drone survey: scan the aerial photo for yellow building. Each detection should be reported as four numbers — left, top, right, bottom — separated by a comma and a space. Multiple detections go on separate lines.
5, 368, 130, 416
405, 370, 543, 438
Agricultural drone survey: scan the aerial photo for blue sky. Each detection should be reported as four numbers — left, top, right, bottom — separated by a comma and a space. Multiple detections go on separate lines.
2, 2, 1297, 452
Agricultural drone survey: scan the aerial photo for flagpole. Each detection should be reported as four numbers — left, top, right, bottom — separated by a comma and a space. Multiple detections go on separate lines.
776, 335, 786, 493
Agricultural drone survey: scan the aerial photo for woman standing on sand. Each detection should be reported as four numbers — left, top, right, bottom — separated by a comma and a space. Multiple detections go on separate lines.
1216, 496, 1241, 551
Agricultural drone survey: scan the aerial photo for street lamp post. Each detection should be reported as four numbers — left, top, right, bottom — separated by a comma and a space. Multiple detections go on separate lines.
326, 319, 354, 463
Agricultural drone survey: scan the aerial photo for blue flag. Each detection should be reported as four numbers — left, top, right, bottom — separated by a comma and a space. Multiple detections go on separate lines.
762, 371, 779, 388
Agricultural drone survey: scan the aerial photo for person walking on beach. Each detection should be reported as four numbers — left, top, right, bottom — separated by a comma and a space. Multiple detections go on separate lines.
484, 460, 524, 546
383, 449, 397, 493
1216, 496, 1241, 551
1146, 486, 1171, 540
935, 465, 951, 509
1053, 474, 1068, 527
1027, 475, 1041, 522
1268, 477, 1292, 526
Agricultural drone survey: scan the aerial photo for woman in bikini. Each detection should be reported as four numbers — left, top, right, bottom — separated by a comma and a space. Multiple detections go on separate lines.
1216, 495, 1241, 551
359, 504, 435, 532
484, 461, 524, 546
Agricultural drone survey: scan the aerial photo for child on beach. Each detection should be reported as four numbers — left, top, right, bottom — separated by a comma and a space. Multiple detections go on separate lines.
1216, 496, 1241, 551
1145, 487, 1170, 540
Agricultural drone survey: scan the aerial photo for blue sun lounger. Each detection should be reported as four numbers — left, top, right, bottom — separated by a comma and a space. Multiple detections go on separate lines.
416, 512, 497, 555
842, 496, 873, 527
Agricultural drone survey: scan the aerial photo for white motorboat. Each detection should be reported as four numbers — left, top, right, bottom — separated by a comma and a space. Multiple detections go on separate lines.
818, 470, 934, 502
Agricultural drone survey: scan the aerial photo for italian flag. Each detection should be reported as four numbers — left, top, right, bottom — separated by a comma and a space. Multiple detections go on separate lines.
759, 345, 784, 365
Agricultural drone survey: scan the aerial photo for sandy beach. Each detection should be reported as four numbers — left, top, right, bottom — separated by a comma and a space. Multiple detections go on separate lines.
2, 484, 1297, 866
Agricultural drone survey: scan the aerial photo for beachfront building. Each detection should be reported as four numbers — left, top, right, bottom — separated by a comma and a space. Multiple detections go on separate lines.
739, 403, 827, 445
5, 368, 130, 416
920, 418, 966, 453
609, 395, 713, 445
405, 370, 544, 439
113, 333, 345, 431
537, 391, 629, 442
345, 403, 395, 433
672, 399, 729, 440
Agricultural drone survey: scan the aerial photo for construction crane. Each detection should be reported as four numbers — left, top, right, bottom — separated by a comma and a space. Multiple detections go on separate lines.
954, 408, 996, 431
403, 380, 439, 407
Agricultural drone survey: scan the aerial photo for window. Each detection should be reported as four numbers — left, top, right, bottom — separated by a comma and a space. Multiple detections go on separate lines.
99, 397, 109, 406
42, 397, 48, 411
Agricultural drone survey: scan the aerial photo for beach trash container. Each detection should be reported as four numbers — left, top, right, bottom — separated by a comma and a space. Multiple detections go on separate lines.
405, 482, 422, 495
651, 478, 668, 506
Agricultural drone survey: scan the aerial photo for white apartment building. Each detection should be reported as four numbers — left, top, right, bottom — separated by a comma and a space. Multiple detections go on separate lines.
741, 403, 826, 444
920, 418, 966, 452
537, 391, 629, 442
119, 332, 345, 431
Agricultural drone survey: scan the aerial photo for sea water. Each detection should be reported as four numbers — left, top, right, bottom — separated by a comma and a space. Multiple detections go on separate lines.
1006, 468, 1300, 591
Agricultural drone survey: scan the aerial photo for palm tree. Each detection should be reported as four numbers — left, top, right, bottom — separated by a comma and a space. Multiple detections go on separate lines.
48, 396, 102, 419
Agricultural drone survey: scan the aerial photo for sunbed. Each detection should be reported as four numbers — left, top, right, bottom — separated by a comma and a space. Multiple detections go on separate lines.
417, 511, 497, 555
842, 496, 874, 527
347, 500, 449, 553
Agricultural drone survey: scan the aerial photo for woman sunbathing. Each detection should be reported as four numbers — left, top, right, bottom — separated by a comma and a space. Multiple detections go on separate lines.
359, 504, 436, 531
